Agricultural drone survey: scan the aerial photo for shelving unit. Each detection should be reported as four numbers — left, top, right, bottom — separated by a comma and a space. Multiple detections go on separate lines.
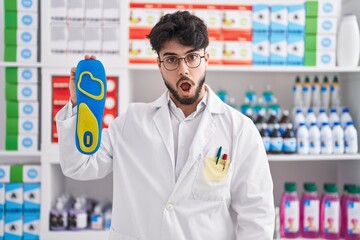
1, 0, 360, 239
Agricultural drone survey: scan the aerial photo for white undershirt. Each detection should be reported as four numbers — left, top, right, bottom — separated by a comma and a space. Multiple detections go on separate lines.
168, 91, 208, 182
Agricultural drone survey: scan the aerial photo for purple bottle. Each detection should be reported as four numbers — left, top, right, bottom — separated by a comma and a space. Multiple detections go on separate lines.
342, 184, 356, 237
344, 185, 360, 240
320, 183, 341, 239
68, 197, 88, 231
301, 182, 320, 238
50, 199, 68, 231
280, 182, 300, 238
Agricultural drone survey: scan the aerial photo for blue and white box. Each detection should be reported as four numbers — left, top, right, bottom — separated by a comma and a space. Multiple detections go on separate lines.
17, 102, 39, 119
288, 5, 305, 34
17, 0, 38, 12
317, 50, 336, 66
5, 183, 23, 213
17, 29, 38, 46
270, 33, 287, 65
287, 34, 304, 66
318, 17, 338, 34
252, 33, 269, 65
0, 166, 11, 183
317, 35, 336, 50
14, 68, 38, 84
270, 5, 288, 33
252, 5, 270, 33
4, 213, 23, 240
0, 184, 5, 240
23, 165, 41, 183
318, 0, 340, 17
23, 212, 40, 240
24, 183, 41, 212
18, 12, 38, 29
17, 118, 38, 135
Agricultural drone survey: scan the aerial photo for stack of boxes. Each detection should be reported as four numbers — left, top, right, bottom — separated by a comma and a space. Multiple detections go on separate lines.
252, 5, 270, 65
3, 0, 39, 63
305, 0, 339, 66
5, 68, 40, 151
49, 0, 120, 56
51, 75, 119, 143
0, 164, 41, 240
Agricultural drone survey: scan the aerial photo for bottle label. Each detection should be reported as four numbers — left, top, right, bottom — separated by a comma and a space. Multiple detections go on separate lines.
285, 200, 299, 233
303, 199, 319, 232
324, 201, 339, 233
283, 138, 296, 153
262, 137, 270, 151
270, 137, 283, 152
347, 201, 360, 234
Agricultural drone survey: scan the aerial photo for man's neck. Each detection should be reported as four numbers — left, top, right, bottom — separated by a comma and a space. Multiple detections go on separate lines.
171, 88, 206, 117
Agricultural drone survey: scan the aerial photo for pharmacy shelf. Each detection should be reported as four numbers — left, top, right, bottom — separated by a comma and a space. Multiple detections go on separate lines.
42, 230, 109, 240
268, 153, 360, 162
128, 64, 360, 73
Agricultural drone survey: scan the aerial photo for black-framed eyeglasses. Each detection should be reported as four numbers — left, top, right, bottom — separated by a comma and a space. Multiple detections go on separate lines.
159, 53, 205, 71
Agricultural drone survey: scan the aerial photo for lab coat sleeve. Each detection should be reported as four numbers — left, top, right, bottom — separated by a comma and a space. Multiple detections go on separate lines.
230, 119, 275, 240
55, 102, 114, 181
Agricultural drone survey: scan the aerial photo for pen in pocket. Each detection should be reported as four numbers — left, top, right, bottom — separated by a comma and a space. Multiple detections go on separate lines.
216, 146, 222, 165
221, 154, 228, 171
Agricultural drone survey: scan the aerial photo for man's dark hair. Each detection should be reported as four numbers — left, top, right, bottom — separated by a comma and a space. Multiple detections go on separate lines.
147, 11, 209, 55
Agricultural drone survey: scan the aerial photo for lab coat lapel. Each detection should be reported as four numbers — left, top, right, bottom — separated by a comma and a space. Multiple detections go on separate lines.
176, 111, 216, 185
152, 94, 175, 171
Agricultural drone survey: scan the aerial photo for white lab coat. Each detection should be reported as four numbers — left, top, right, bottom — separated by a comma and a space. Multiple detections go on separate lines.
56, 86, 275, 240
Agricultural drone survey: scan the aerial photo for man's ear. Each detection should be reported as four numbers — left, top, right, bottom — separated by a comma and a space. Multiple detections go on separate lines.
157, 57, 161, 69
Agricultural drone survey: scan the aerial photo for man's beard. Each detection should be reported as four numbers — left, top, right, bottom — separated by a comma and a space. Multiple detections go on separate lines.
163, 75, 206, 105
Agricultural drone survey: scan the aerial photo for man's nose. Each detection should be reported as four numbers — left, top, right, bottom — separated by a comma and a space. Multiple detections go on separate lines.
177, 58, 189, 75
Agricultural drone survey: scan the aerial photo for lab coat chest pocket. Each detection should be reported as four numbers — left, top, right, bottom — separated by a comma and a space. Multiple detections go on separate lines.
192, 152, 233, 201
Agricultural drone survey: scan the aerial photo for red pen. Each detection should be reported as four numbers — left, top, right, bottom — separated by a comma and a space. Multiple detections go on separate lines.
221, 154, 228, 171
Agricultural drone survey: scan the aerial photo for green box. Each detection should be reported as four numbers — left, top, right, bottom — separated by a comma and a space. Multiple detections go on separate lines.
4, 29, 18, 45
306, 1, 318, 17
10, 165, 23, 183
305, 35, 317, 50
305, 17, 318, 35
5, 135, 18, 151
5, 67, 19, 84
4, 0, 17, 11
5, 84, 18, 101
6, 117, 19, 135
4, 12, 18, 28
305, 51, 316, 66
6, 101, 19, 118
4, 46, 17, 62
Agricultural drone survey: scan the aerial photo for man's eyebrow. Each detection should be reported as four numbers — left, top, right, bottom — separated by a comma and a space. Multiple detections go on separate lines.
162, 49, 198, 57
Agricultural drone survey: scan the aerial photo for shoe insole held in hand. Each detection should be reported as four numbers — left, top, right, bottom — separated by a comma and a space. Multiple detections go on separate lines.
75, 59, 106, 155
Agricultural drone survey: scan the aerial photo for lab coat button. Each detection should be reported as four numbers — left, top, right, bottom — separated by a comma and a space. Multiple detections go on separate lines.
166, 204, 174, 211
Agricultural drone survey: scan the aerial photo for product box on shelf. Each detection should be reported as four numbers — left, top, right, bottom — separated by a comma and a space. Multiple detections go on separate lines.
5, 183, 23, 212
305, 17, 338, 35
252, 33, 270, 65
222, 40, 252, 65
102, 0, 119, 23
4, 29, 38, 46
252, 5, 270, 34
4, 46, 38, 62
5, 84, 38, 102
67, 0, 84, 22
67, 25, 84, 55
305, 34, 336, 50
4, 0, 39, 13
5, 134, 38, 151
305, 50, 336, 66
23, 212, 40, 240
129, 3, 161, 29
4, 212, 23, 240
287, 33, 305, 66
24, 183, 40, 211
102, 26, 120, 55
270, 33, 287, 65
222, 5, 252, 40
207, 34, 223, 65
83, 26, 101, 55
160, 3, 192, 17
6, 101, 39, 119
192, 4, 222, 37
270, 5, 288, 34
306, 0, 339, 17
6, 117, 38, 135
5, 68, 38, 84
287, 5, 305, 34
4, 12, 38, 29
128, 38, 157, 64
0, 165, 41, 183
